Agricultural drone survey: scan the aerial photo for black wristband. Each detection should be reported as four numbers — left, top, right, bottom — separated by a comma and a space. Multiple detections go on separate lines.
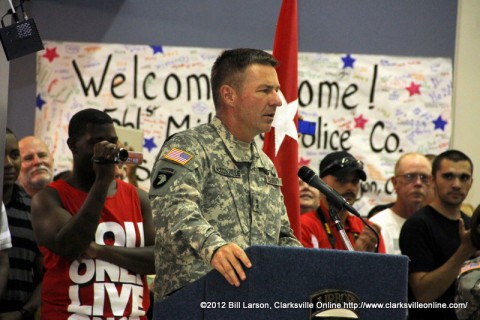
91, 156, 117, 164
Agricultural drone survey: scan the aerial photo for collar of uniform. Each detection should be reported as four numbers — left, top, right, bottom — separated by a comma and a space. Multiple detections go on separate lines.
212, 117, 256, 163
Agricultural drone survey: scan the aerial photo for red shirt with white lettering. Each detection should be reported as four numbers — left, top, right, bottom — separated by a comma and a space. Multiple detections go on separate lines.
39, 179, 150, 319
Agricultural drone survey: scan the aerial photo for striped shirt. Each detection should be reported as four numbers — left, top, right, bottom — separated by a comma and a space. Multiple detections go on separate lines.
0, 184, 41, 311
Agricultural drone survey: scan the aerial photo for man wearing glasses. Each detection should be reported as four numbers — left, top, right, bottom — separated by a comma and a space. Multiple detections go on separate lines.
300, 151, 385, 253
399, 149, 476, 320
370, 153, 433, 254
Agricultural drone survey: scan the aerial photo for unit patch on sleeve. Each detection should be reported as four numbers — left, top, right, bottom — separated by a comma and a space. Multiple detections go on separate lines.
163, 148, 193, 166
153, 168, 176, 188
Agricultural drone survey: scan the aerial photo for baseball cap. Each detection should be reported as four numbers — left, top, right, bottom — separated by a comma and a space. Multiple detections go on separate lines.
319, 151, 367, 181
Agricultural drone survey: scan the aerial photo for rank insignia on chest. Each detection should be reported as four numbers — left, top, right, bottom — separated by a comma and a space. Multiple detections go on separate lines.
163, 148, 193, 166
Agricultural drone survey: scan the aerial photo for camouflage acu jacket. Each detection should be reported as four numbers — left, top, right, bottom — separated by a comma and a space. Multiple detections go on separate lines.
149, 117, 301, 300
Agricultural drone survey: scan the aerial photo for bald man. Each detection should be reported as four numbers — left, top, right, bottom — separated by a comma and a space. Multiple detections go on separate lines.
370, 152, 432, 254
18, 136, 54, 197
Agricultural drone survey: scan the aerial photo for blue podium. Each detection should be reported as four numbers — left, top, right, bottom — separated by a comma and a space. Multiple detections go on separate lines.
154, 246, 408, 319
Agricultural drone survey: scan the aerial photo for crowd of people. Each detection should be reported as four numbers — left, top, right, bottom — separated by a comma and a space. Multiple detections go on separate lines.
1, 48, 478, 320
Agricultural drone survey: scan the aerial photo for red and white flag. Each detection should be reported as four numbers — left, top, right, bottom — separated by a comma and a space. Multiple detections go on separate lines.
263, 0, 300, 238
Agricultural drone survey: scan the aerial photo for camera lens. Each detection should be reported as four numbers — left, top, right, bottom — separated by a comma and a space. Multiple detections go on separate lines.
117, 148, 129, 162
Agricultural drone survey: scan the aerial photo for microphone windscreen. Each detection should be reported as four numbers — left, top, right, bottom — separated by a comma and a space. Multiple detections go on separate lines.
298, 166, 315, 182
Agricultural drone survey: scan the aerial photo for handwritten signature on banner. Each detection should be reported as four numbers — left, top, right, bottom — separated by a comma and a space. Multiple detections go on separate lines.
36, 42, 452, 214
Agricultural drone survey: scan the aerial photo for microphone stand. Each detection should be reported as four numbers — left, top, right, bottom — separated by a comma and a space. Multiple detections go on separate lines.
343, 205, 380, 253
328, 204, 354, 251
297, 166, 379, 252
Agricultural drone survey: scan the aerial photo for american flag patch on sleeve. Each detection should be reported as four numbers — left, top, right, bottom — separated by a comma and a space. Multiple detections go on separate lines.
163, 148, 193, 165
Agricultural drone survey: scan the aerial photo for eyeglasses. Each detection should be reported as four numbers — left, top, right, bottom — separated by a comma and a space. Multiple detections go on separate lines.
397, 173, 431, 184
322, 157, 364, 175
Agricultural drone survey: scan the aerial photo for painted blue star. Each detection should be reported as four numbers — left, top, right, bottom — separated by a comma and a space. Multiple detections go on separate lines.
150, 45, 163, 54
341, 54, 356, 69
36, 94, 46, 110
144, 137, 157, 152
432, 115, 448, 131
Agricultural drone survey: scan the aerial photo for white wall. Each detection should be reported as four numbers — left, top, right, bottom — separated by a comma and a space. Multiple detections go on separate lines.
452, 0, 480, 209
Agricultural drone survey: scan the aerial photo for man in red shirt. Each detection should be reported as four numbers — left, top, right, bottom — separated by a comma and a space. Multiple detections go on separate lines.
31, 109, 155, 319
300, 151, 385, 253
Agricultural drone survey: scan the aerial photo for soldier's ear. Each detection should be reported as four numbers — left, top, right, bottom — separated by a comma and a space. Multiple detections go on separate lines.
220, 85, 236, 106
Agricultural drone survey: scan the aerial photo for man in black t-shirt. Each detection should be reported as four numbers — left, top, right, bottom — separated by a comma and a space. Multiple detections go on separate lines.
400, 149, 476, 320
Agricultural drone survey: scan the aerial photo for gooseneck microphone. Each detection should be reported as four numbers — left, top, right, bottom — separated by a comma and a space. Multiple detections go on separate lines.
298, 166, 361, 216
298, 166, 380, 252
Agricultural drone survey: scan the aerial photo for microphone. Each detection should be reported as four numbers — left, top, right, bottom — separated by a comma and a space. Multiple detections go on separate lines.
298, 166, 361, 217
298, 166, 380, 253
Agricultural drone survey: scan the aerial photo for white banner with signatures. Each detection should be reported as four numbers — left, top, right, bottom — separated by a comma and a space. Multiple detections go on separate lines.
36, 41, 452, 214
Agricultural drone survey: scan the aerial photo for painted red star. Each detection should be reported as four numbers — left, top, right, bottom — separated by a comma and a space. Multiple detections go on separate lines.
43, 47, 59, 63
354, 114, 368, 129
298, 157, 311, 167
406, 81, 421, 96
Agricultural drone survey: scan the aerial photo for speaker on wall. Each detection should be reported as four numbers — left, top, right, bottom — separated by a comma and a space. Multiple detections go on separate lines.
0, 0, 43, 61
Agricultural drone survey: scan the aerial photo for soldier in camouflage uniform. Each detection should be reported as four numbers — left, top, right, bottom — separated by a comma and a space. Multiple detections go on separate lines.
455, 256, 480, 320
455, 207, 480, 320
149, 48, 301, 301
